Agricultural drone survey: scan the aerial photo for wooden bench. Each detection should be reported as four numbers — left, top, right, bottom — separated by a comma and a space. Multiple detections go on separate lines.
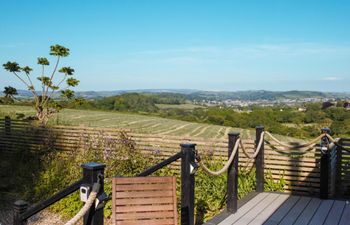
112, 176, 178, 225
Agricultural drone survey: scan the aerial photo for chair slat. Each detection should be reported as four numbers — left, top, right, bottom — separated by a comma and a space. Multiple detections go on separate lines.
115, 183, 174, 191
115, 177, 174, 184
116, 218, 175, 225
116, 211, 175, 220
116, 190, 174, 198
116, 204, 174, 213
115, 197, 174, 205
112, 176, 177, 225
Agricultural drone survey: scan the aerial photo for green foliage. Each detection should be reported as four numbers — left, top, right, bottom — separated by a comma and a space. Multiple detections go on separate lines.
81, 93, 160, 113
264, 170, 286, 191
22, 66, 33, 74
61, 89, 75, 99
148, 93, 186, 104
3, 86, 18, 98
59, 67, 75, 75
37, 57, 50, 65
37, 76, 53, 86
50, 44, 70, 57
66, 78, 79, 87
3, 61, 21, 72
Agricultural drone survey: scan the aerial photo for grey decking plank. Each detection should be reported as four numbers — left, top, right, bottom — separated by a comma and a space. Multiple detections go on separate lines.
219, 193, 270, 225
233, 193, 281, 225
339, 203, 350, 225
278, 196, 311, 225
292, 197, 321, 225
323, 200, 346, 225
247, 194, 290, 225
262, 195, 300, 225
308, 200, 334, 225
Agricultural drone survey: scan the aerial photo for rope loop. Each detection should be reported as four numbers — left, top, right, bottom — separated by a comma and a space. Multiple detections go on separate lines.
265, 131, 324, 150
241, 132, 264, 159
64, 182, 101, 225
199, 138, 240, 176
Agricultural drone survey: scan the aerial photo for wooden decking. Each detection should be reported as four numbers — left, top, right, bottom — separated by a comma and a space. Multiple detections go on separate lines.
217, 193, 349, 225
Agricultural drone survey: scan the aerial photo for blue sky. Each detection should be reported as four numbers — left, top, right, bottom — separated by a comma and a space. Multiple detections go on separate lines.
1, 0, 349, 92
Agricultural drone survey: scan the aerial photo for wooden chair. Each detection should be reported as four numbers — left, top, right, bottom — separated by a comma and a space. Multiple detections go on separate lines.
112, 176, 178, 225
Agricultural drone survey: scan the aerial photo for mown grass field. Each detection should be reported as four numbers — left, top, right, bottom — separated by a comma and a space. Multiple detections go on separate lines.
0, 105, 254, 139
0, 105, 301, 141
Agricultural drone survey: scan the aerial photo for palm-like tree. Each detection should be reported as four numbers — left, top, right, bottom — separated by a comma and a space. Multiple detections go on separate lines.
2, 44, 80, 124
3, 86, 18, 99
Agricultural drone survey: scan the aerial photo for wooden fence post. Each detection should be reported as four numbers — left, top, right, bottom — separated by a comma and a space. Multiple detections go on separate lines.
320, 127, 331, 199
81, 162, 106, 225
181, 143, 196, 225
13, 200, 28, 225
335, 138, 343, 198
5, 116, 11, 135
227, 132, 239, 214
255, 126, 265, 193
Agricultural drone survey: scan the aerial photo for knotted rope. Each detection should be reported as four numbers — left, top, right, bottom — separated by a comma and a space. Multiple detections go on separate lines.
64, 182, 101, 225
325, 134, 349, 152
199, 138, 240, 176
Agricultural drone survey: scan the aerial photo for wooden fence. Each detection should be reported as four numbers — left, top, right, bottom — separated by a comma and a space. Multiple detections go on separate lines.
336, 138, 350, 197
0, 118, 322, 196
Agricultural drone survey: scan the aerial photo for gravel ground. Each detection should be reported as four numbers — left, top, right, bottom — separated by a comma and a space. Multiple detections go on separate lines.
0, 194, 111, 225
0, 209, 113, 225
0, 209, 66, 225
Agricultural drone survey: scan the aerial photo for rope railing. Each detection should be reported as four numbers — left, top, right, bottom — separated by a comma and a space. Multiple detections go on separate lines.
199, 138, 240, 176
240, 132, 264, 159
64, 182, 101, 225
264, 131, 324, 150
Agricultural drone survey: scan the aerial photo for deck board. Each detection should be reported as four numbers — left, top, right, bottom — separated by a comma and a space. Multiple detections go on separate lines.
292, 198, 321, 225
323, 200, 345, 225
262, 196, 300, 225
234, 193, 280, 225
219, 193, 269, 225
247, 194, 290, 225
308, 200, 334, 225
278, 196, 311, 225
339, 203, 350, 225
216, 193, 349, 225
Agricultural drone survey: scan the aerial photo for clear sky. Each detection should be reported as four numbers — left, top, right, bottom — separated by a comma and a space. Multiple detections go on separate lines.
1, 0, 349, 92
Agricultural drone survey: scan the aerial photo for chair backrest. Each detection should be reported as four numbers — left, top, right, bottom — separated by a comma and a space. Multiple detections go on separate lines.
112, 176, 178, 225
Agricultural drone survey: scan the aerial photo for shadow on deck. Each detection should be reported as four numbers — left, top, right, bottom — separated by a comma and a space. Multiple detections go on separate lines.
205, 192, 349, 225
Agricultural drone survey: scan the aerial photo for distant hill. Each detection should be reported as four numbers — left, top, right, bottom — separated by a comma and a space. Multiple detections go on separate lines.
5, 89, 350, 101
187, 90, 350, 101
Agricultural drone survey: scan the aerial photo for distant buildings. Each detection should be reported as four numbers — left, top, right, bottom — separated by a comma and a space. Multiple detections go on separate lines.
344, 102, 350, 110
322, 101, 335, 109
193, 98, 350, 109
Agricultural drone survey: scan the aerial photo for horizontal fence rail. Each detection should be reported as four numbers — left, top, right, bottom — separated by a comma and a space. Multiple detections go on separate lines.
0, 118, 324, 195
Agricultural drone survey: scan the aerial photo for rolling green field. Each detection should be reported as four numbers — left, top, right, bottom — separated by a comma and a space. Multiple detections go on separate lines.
0, 105, 301, 141
0, 105, 252, 139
